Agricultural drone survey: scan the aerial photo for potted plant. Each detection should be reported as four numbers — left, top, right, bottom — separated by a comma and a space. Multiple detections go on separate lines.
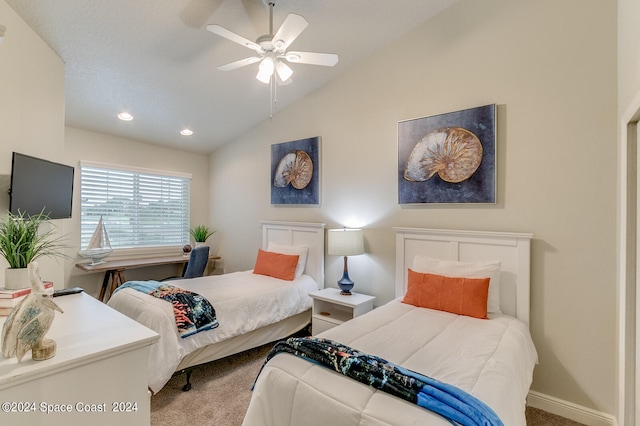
0, 210, 68, 290
189, 225, 215, 247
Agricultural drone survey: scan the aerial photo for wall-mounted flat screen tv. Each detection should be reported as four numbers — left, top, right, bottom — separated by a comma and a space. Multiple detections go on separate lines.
9, 152, 74, 219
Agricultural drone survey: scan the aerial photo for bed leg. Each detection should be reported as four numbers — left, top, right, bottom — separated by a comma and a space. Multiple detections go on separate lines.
182, 370, 192, 392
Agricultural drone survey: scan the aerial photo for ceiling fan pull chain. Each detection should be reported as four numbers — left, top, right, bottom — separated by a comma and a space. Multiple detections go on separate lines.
269, 76, 274, 119
274, 76, 278, 114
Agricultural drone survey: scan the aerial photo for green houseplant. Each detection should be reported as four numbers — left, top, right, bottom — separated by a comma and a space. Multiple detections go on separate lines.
189, 225, 215, 246
0, 210, 68, 289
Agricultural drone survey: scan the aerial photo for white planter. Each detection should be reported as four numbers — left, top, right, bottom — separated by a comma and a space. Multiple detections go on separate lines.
5, 267, 29, 290
194, 242, 208, 249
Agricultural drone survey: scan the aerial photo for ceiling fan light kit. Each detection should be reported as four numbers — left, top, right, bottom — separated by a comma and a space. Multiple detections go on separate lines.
257, 56, 275, 83
207, 0, 338, 87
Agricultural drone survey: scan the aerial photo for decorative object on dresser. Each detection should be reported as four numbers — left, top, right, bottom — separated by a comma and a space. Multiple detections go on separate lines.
0, 281, 53, 316
1, 262, 63, 362
327, 227, 365, 295
0, 209, 68, 290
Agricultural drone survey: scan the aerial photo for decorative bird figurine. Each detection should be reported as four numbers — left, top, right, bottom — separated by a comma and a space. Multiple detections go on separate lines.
1, 262, 63, 362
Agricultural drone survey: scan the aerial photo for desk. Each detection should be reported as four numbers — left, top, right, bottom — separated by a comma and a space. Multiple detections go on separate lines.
75, 254, 220, 302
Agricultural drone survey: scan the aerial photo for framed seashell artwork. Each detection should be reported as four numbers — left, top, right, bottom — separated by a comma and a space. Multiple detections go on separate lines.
271, 136, 320, 205
398, 104, 496, 204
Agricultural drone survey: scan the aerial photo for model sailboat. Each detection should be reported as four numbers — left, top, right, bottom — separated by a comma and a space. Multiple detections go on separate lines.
79, 216, 113, 265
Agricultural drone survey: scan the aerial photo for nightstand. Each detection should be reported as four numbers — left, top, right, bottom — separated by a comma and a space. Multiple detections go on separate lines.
310, 287, 376, 335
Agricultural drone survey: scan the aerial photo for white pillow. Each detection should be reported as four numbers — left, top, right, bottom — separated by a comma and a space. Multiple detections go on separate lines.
267, 243, 309, 279
413, 255, 502, 314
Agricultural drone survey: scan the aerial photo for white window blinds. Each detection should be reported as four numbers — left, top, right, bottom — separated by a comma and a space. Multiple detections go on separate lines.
80, 162, 191, 250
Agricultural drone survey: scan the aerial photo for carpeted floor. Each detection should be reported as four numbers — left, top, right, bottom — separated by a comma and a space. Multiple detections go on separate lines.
151, 343, 271, 426
150, 343, 585, 426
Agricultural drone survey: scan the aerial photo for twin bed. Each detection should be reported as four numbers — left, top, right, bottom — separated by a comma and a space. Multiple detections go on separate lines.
243, 225, 537, 426
107, 221, 537, 425
107, 221, 326, 393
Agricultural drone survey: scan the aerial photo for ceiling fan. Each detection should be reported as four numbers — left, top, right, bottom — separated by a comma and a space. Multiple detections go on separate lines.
206, 0, 339, 84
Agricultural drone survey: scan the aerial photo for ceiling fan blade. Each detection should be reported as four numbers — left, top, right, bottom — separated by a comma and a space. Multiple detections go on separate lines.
217, 57, 262, 71
206, 24, 262, 53
285, 51, 339, 67
271, 13, 308, 51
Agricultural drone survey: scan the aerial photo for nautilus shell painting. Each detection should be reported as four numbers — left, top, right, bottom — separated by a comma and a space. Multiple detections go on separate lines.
404, 127, 483, 183
271, 137, 320, 205
398, 104, 496, 204
274, 150, 313, 189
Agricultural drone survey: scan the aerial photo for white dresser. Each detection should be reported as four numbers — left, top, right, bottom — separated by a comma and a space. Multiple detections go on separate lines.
0, 292, 159, 426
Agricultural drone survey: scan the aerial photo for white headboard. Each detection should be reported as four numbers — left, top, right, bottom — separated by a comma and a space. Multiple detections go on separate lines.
261, 221, 326, 289
395, 227, 533, 325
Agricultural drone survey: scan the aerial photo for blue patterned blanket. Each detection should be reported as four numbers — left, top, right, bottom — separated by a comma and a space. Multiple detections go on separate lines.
115, 280, 219, 338
259, 337, 503, 426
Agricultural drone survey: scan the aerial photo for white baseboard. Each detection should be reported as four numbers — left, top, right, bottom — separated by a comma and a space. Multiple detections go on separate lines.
527, 391, 617, 426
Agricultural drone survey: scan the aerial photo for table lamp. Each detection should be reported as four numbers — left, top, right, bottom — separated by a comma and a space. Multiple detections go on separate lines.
328, 228, 364, 295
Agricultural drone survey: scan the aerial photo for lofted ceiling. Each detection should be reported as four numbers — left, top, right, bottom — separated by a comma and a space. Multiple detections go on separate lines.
6, 0, 457, 154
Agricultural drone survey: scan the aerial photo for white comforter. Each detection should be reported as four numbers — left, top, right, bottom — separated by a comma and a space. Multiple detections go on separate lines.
244, 299, 537, 426
107, 271, 318, 393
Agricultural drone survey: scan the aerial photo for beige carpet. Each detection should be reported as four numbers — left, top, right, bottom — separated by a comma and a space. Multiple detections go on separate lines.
150, 342, 584, 426
150, 343, 271, 426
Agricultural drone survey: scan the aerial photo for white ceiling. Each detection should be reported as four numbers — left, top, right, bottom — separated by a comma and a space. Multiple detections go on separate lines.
6, 0, 457, 154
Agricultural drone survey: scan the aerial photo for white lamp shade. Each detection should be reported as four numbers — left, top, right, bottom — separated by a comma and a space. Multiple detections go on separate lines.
256, 57, 275, 84
275, 60, 293, 82
328, 229, 364, 256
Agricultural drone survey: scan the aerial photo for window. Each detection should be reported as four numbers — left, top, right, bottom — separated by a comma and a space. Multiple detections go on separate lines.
80, 161, 191, 250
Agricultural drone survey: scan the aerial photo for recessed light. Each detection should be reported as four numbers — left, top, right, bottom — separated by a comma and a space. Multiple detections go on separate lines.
180, 129, 193, 136
117, 112, 133, 121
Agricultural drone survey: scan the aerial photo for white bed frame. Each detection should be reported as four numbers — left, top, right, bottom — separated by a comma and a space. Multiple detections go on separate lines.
395, 227, 533, 325
175, 221, 325, 385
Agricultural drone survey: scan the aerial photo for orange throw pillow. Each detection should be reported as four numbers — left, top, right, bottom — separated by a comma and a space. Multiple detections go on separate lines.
402, 269, 490, 319
252, 249, 300, 281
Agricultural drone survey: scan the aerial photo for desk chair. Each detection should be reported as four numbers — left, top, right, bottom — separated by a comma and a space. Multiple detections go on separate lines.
162, 246, 210, 281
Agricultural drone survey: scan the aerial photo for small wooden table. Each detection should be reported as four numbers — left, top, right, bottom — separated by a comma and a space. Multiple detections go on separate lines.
75, 254, 220, 302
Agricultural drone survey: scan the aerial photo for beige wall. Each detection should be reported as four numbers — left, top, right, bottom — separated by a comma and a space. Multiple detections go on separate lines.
0, 0, 66, 287
619, 0, 640, 109
210, 0, 617, 417
618, 0, 640, 424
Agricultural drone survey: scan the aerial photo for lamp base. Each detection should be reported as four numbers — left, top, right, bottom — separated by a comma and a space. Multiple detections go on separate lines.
337, 273, 354, 296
